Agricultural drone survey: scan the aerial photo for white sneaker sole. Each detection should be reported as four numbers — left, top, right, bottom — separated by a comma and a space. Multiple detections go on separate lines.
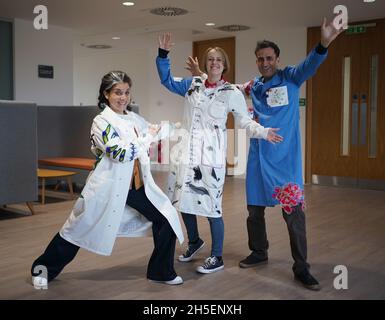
32, 276, 48, 289
178, 242, 205, 262
196, 264, 224, 274
149, 276, 184, 285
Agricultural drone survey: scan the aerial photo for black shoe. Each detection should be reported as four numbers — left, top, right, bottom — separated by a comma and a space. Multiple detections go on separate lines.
178, 238, 205, 262
294, 269, 321, 291
239, 253, 268, 268
196, 256, 224, 274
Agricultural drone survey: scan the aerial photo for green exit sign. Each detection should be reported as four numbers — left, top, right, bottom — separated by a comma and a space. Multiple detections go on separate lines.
299, 98, 306, 107
346, 25, 366, 34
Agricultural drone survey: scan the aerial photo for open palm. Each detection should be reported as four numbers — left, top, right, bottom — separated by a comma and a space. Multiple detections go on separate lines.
158, 32, 174, 51
266, 128, 283, 144
321, 17, 344, 47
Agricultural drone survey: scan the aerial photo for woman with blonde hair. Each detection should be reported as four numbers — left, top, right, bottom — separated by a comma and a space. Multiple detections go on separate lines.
156, 33, 282, 274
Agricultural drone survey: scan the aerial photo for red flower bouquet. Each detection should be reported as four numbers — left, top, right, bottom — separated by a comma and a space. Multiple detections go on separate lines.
272, 183, 305, 214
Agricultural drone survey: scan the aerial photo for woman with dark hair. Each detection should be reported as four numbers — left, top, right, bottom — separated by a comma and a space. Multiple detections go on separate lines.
156, 34, 283, 274
31, 71, 184, 288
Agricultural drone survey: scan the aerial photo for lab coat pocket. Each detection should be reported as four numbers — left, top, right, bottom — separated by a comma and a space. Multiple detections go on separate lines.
72, 197, 85, 217
201, 128, 225, 168
201, 165, 225, 190
207, 102, 227, 120
81, 173, 114, 203
266, 86, 289, 108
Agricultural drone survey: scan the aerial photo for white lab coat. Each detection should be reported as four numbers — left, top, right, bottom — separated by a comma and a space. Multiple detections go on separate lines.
168, 76, 270, 218
60, 106, 184, 255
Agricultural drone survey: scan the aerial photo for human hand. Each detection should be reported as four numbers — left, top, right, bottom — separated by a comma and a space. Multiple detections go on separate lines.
158, 32, 174, 51
148, 124, 160, 137
266, 128, 283, 144
174, 122, 182, 129
320, 17, 345, 48
185, 56, 204, 77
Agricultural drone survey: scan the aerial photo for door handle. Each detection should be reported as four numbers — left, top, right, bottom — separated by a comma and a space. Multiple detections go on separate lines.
351, 94, 358, 146
360, 94, 367, 146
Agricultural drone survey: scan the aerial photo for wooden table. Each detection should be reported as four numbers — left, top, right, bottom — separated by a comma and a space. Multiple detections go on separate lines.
37, 169, 77, 205
38, 157, 95, 170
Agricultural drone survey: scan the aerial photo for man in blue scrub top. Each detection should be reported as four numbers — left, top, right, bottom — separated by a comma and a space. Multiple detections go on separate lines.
238, 18, 344, 290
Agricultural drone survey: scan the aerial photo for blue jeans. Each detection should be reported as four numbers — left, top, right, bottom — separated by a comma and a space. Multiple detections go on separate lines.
181, 212, 224, 257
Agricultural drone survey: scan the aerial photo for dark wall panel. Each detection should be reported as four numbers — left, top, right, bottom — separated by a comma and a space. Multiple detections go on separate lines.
0, 20, 13, 100
0, 101, 37, 204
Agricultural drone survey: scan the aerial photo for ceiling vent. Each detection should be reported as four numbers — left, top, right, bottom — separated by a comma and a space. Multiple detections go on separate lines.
85, 44, 112, 49
192, 29, 204, 35
150, 7, 189, 16
216, 25, 250, 32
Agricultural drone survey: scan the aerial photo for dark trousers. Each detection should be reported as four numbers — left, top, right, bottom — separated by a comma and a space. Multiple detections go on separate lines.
31, 186, 177, 282
31, 232, 79, 282
246, 204, 309, 274
126, 186, 177, 281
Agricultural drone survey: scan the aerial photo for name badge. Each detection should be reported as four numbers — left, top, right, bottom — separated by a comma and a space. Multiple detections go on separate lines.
266, 86, 289, 107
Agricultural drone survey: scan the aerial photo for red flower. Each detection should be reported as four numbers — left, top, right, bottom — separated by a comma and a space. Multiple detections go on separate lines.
271, 183, 305, 214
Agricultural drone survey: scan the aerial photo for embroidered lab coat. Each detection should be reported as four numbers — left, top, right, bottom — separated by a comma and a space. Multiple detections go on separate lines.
60, 106, 184, 255
157, 56, 270, 217
238, 46, 327, 207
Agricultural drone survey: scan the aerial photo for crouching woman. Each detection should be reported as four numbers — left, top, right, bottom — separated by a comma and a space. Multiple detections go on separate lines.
31, 71, 184, 287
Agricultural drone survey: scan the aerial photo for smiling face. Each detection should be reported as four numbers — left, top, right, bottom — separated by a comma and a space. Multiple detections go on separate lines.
205, 49, 225, 78
256, 47, 280, 81
104, 82, 131, 114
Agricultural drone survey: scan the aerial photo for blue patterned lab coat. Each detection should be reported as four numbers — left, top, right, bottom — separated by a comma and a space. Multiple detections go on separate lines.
240, 46, 327, 209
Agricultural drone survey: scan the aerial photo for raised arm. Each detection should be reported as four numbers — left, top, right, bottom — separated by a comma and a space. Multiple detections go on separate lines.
287, 16, 344, 86
156, 33, 192, 97
230, 89, 283, 144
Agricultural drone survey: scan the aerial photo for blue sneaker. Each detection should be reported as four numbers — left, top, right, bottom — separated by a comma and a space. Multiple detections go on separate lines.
178, 239, 205, 262
196, 256, 224, 274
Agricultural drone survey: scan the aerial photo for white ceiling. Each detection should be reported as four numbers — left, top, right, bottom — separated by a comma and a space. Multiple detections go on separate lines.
1, 0, 384, 47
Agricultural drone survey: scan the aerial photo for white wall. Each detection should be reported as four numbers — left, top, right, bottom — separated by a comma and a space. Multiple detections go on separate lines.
74, 47, 150, 117
146, 42, 192, 123
74, 41, 191, 124
14, 18, 73, 105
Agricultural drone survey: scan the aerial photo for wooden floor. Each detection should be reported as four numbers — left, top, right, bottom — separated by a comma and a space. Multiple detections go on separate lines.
1, 172, 384, 300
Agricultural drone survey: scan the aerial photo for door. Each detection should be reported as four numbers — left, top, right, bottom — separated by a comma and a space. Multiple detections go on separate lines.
193, 37, 236, 172
306, 19, 385, 189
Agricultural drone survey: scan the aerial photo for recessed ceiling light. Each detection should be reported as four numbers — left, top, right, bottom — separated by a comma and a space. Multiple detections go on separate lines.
205, 22, 216, 26
122, 2, 135, 6
112, 37, 120, 40
363, 0, 375, 2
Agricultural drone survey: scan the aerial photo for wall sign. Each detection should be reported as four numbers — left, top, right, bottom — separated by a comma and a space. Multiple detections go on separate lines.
346, 25, 366, 34
38, 65, 54, 79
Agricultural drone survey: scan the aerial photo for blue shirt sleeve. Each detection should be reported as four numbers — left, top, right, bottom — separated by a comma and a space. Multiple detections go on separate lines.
284, 45, 328, 86
156, 56, 192, 97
